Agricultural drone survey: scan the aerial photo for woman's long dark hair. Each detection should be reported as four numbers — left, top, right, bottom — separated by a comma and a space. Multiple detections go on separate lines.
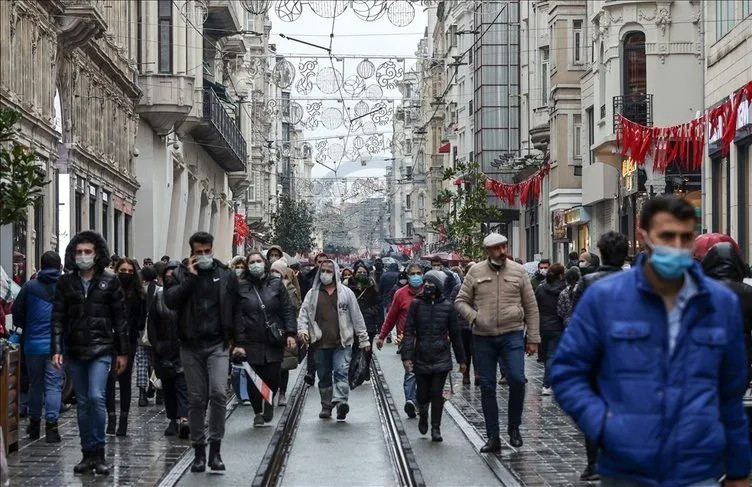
116, 258, 145, 299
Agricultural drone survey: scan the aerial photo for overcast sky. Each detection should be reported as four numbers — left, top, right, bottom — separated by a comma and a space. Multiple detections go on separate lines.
269, 3, 429, 179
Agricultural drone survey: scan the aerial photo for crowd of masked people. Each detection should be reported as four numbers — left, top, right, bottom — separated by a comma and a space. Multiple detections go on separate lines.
7, 194, 752, 485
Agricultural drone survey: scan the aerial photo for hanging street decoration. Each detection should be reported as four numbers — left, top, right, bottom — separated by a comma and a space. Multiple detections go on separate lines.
617, 79, 752, 173
254, 0, 427, 27
482, 164, 552, 206
234, 213, 251, 245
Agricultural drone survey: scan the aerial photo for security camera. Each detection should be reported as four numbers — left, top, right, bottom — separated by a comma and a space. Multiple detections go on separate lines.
133, 147, 140, 157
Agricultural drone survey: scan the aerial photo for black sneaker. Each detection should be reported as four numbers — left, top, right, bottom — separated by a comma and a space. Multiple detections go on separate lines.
263, 402, 274, 422
403, 401, 417, 419
336, 402, 349, 420
580, 465, 599, 481
253, 413, 265, 427
480, 437, 501, 453
508, 425, 523, 448
164, 420, 178, 437
73, 451, 93, 474
26, 419, 41, 440
304, 373, 315, 386
178, 419, 190, 439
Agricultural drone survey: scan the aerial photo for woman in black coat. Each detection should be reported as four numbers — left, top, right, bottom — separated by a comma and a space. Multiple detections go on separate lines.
106, 257, 145, 437
350, 261, 383, 344
233, 252, 297, 427
401, 270, 465, 442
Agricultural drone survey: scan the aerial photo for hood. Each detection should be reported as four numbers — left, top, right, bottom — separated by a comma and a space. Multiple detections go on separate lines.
387, 262, 399, 273
37, 268, 60, 284
266, 245, 284, 261
702, 242, 746, 282
541, 279, 566, 295
229, 255, 246, 268
424, 269, 447, 293
63, 230, 110, 273
310, 259, 341, 294
271, 258, 290, 276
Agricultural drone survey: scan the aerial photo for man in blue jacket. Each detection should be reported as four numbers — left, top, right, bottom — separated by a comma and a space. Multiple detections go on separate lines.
551, 195, 750, 486
12, 251, 64, 443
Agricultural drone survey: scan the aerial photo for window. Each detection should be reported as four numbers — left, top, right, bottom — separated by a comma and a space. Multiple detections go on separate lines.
573, 20, 583, 64
406, 194, 411, 208
716, 0, 736, 40
573, 115, 583, 159
739, 146, 749, 261
623, 32, 646, 96
449, 25, 457, 48
406, 222, 413, 237
405, 165, 413, 179
540, 47, 549, 106
158, 0, 172, 73
136, 0, 143, 70
468, 44, 473, 65
468, 100, 473, 118
586, 106, 595, 164
745, 0, 752, 19
114, 210, 121, 255
75, 192, 83, 233
124, 214, 131, 256
102, 191, 109, 241
89, 185, 97, 230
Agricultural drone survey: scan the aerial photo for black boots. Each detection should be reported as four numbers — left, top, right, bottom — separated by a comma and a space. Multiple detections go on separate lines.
106, 413, 117, 436
27, 418, 41, 440
208, 441, 225, 471
178, 419, 190, 439
336, 402, 349, 421
417, 404, 429, 435
480, 436, 501, 453
164, 420, 178, 437
508, 425, 523, 448
45, 421, 61, 443
191, 444, 207, 473
73, 449, 109, 475
403, 401, 417, 419
116, 413, 128, 437
431, 426, 442, 442
138, 387, 148, 407
155, 388, 164, 405
263, 401, 274, 422
74, 451, 92, 474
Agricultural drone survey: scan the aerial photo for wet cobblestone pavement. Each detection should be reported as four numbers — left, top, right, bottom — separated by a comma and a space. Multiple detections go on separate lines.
449, 358, 594, 487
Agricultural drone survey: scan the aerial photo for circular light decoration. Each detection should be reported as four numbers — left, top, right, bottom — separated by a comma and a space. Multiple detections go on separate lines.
351, 0, 388, 21
327, 143, 345, 162
321, 107, 343, 129
295, 59, 318, 95
275, 0, 303, 22
364, 84, 383, 100
273, 59, 295, 89
316, 66, 343, 94
376, 60, 404, 89
342, 76, 366, 97
310, 0, 348, 18
387, 0, 415, 27
353, 136, 365, 149
240, 0, 272, 15
282, 142, 292, 157
354, 101, 370, 118
356, 59, 376, 79
288, 101, 304, 124
361, 120, 378, 135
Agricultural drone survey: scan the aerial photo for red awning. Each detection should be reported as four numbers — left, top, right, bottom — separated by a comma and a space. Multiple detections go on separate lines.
438, 142, 451, 154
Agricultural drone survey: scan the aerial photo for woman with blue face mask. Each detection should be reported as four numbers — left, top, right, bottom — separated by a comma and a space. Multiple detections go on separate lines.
232, 252, 298, 428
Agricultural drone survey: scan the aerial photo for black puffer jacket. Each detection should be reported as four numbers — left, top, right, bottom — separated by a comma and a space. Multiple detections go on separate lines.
234, 273, 296, 365
702, 243, 752, 373
572, 265, 623, 305
164, 260, 239, 348
449, 282, 470, 330
51, 231, 128, 360
147, 287, 180, 363
535, 280, 566, 333
122, 291, 145, 347
401, 294, 465, 375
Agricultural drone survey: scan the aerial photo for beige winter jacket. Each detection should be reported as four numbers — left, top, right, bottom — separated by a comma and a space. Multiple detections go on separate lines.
454, 259, 540, 343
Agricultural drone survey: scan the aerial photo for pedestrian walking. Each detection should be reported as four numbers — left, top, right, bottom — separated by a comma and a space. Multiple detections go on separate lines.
135, 266, 158, 408
454, 233, 540, 451
233, 252, 297, 427
401, 270, 465, 442
229, 255, 250, 405
578, 251, 600, 276
12, 251, 64, 443
271, 258, 302, 407
449, 280, 475, 386
148, 261, 190, 439
530, 259, 550, 291
551, 195, 751, 486
51, 231, 129, 475
379, 262, 400, 314
350, 260, 382, 344
300, 252, 328, 386
164, 231, 240, 473
376, 263, 425, 419
105, 257, 145, 437
297, 259, 370, 421
555, 267, 581, 328
535, 263, 565, 396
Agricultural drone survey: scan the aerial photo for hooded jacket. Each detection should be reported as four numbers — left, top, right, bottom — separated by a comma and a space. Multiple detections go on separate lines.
147, 285, 180, 364
266, 245, 285, 263
535, 279, 566, 333
12, 268, 60, 355
401, 271, 465, 374
297, 260, 369, 348
350, 260, 383, 338
51, 230, 129, 360
551, 256, 751, 484
379, 263, 400, 307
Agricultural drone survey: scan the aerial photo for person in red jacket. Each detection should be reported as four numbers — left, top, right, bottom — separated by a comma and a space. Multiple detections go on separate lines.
376, 262, 423, 418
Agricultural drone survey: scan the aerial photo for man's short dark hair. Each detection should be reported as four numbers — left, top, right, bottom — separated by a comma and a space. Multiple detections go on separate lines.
189, 231, 214, 251
538, 259, 550, 268
597, 231, 629, 267
141, 266, 157, 282
546, 263, 565, 282
161, 255, 170, 262
40, 251, 61, 270
568, 251, 578, 260
639, 195, 697, 230
430, 257, 444, 265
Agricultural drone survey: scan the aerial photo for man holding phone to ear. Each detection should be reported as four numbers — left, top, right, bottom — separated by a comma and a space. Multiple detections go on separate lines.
164, 231, 240, 473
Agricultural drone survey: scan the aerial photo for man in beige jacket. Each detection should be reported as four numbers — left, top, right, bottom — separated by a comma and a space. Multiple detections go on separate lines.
454, 233, 540, 452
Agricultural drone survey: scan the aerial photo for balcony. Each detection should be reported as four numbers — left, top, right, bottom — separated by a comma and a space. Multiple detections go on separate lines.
205, 0, 242, 38
189, 87, 247, 172
137, 74, 194, 135
59, 0, 106, 48
613, 93, 653, 129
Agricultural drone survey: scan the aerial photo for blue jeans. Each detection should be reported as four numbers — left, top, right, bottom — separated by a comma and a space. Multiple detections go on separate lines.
232, 367, 250, 401
473, 331, 526, 439
25, 355, 65, 422
541, 331, 562, 388
68, 355, 112, 452
315, 346, 351, 404
404, 370, 417, 404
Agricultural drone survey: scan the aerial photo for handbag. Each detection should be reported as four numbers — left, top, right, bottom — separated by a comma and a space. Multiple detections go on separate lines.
252, 286, 285, 345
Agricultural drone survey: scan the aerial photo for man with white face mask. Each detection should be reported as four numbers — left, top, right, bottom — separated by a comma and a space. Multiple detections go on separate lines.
552, 195, 751, 486
164, 231, 240, 474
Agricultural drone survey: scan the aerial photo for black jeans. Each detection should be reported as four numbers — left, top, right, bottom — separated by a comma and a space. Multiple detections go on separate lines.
106, 347, 136, 414
415, 371, 448, 427
163, 373, 189, 420
279, 369, 290, 394
461, 329, 473, 376
248, 362, 281, 414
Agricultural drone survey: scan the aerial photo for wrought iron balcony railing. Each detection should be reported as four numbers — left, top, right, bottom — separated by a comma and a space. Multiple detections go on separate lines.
613, 93, 653, 130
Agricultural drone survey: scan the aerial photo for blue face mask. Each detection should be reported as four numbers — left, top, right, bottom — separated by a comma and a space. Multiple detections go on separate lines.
647, 241, 694, 280
408, 274, 423, 288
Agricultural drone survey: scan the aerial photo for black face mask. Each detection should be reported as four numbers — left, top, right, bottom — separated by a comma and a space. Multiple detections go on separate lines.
375, 263, 383, 270
118, 273, 135, 288
164, 276, 177, 288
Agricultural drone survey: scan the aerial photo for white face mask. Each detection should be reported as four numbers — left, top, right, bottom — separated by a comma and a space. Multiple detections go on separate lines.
579, 261, 588, 269
248, 262, 265, 277
197, 254, 214, 270
320, 273, 334, 286
76, 255, 95, 271
539, 268, 548, 276
234, 268, 245, 278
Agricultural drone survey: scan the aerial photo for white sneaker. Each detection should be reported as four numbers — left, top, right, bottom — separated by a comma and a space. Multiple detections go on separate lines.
541, 386, 552, 396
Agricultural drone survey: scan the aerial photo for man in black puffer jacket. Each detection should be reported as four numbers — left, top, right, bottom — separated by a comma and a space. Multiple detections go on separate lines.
51, 230, 128, 476
164, 231, 239, 474
535, 263, 566, 397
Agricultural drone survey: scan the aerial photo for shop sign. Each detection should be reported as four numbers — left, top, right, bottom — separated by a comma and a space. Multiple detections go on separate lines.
622, 157, 638, 195
552, 210, 568, 241
564, 207, 591, 226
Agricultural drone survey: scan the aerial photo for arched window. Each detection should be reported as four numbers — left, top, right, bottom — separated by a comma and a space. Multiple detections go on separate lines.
622, 32, 646, 96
